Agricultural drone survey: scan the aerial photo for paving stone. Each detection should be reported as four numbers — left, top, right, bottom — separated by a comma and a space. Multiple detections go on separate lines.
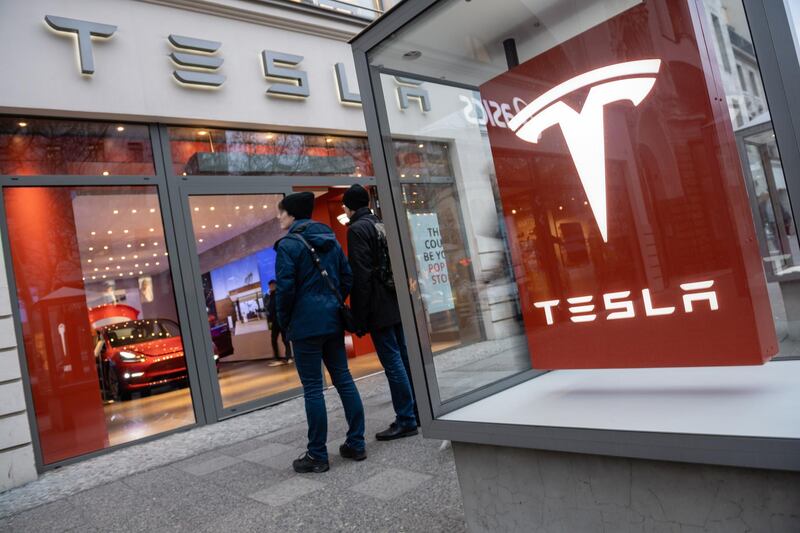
248, 476, 327, 506
201, 460, 293, 497
0, 499, 86, 533
349, 467, 433, 501
174, 453, 242, 476
247, 446, 308, 471
213, 437, 271, 457
237, 442, 297, 464
66, 480, 170, 531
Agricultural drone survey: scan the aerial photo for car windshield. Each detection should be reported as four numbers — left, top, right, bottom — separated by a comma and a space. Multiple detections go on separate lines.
106, 320, 178, 347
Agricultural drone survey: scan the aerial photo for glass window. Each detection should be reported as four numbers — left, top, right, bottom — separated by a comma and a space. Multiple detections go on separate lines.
0, 117, 155, 175
3, 186, 194, 464
785, 0, 800, 61
168, 127, 373, 177
289, 0, 383, 20
703, 0, 799, 358
369, 0, 798, 408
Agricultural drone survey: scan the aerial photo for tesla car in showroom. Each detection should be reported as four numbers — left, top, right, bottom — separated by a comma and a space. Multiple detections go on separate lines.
96, 319, 188, 401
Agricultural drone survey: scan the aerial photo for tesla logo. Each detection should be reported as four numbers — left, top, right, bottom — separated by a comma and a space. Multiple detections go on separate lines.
508, 59, 662, 242
533, 280, 719, 325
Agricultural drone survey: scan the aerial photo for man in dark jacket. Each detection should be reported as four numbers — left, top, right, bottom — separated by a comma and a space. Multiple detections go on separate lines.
266, 280, 291, 362
274, 191, 365, 473
343, 184, 418, 441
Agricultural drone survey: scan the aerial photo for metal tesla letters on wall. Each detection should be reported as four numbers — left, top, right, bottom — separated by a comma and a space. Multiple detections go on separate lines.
480, 0, 777, 369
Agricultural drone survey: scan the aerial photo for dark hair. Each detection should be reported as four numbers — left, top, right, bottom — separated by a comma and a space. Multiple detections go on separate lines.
268, 279, 277, 285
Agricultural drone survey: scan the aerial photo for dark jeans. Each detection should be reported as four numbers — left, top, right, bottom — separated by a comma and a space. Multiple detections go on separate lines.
293, 333, 365, 461
370, 323, 418, 428
270, 322, 291, 360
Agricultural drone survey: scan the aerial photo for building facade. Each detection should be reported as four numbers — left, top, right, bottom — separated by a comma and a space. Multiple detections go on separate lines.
0, 0, 411, 491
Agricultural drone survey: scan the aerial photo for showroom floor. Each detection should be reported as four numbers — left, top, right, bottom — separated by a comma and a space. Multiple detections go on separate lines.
0, 373, 465, 532
105, 353, 384, 446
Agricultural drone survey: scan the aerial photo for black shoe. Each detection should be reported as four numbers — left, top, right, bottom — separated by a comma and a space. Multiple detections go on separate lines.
339, 443, 367, 461
292, 452, 329, 473
376, 423, 418, 441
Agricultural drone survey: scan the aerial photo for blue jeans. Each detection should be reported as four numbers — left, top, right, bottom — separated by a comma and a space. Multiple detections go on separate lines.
292, 333, 365, 461
370, 323, 417, 428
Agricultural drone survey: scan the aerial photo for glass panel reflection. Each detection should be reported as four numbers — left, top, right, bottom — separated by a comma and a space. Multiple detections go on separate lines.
169, 127, 373, 178
0, 117, 155, 176
188, 194, 303, 408
4, 186, 193, 464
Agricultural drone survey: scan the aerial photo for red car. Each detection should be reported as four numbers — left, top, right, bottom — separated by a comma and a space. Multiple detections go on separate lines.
96, 319, 187, 401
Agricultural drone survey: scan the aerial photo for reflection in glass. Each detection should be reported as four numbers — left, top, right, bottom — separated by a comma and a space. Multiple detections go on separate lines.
3, 186, 193, 464
168, 127, 373, 177
0, 117, 155, 176
189, 194, 303, 408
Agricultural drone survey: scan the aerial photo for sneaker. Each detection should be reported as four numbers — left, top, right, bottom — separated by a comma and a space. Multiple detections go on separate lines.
375, 423, 418, 441
339, 443, 367, 461
292, 452, 329, 473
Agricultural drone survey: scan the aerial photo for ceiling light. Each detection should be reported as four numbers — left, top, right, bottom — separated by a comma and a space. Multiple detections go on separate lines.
94, 268, 99, 272
18, 121, 27, 127
182, 172, 187, 176
127, 244, 132, 248
102, 275, 106, 279
129, 272, 133, 275
262, 205, 267, 209
149, 208, 155, 213
164, 252, 168, 256
133, 254, 138, 259
214, 224, 219, 228
201, 225, 206, 229
153, 242, 158, 246
194, 207, 199, 211
134, 264, 139, 267
155, 262, 160, 266
198, 238, 204, 243
326, 138, 333, 143
265, 133, 274, 140
132, 209, 137, 214
87, 259, 93, 263
512, 209, 517, 215
227, 223, 232, 228
102, 171, 109, 176
113, 210, 119, 215
140, 243, 145, 247
121, 256, 126, 260
116, 126, 125, 132
149, 228, 154, 232
139, 271, 143, 275
88, 247, 94, 251
107, 230, 113, 234
152, 253, 157, 257
209, 206, 215, 211
197, 130, 208, 136
418, 144, 424, 148
116, 266, 121, 270
145, 263, 150, 267
248, 205, 254, 209
105, 267, 110, 271
91, 231, 96, 236
123, 229, 129, 234
235, 206, 240, 210
103, 245, 109, 249
92, 276, 97, 280
109, 257, 114, 261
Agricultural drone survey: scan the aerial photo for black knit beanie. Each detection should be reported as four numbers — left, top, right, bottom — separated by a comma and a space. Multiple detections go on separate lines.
342, 184, 370, 211
278, 191, 315, 220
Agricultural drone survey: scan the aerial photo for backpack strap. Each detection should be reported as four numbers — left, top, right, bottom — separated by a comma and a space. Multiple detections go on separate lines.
289, 232, 346, 309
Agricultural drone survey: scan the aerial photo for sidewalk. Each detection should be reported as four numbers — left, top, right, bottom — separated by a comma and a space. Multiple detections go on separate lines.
0, 374, 465, 532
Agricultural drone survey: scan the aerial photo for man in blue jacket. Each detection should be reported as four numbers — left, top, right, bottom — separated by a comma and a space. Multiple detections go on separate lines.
274, 192, 366, 473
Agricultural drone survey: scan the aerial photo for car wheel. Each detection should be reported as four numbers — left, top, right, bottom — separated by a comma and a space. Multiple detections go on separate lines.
107, 368, 132, 402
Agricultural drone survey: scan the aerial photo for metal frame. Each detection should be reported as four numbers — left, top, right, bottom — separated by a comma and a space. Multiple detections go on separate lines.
351, 0, 800, 470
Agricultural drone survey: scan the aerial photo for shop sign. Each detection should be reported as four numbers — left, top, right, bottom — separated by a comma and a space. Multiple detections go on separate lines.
479, 0, 776, 369
408, 213, 454, 314
43, 14, 431, 112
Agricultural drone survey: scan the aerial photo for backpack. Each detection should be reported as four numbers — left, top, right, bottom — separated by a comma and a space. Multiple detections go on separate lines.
372, 221, 395, 291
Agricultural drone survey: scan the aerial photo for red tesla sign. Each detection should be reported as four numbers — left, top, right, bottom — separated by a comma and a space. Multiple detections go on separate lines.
481, 0, 777, 369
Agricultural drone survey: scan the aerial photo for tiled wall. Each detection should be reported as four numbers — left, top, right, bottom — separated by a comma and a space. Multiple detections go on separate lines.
0, 243, 37, 492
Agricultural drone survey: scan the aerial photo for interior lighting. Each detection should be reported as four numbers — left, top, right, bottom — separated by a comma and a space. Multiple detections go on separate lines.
113, 210, 119, 215
123, 229, 129, 234
153, 253, 158, 257
418, 144, 424, 148
139, 270, 143, 275
92, 276, 97, 280
87, 259, 92, 263
209, 206, 215, 211
88, 247, 94, 251
103, 245, 109, 250
235, 206, 240, 210
248, 205, 254, 210
132, 209, 137, 214
197, 130, 208, 136
134, 264, 139, 268
198, 239, 204, 243
129, 272, 133, 275
214, 224, 219, 228
91, 231, 96, 235
121, 256, 126, 260
227, 223, 232, 228
149, 208, 156, 213
512, 209, 517, 214
102, 275, 107, 279
149, 228, 155, 232
116, 126, 125, 132
194, 207, 199, 211
109, 257, 114, 261
262, 205, 267, 209
127, 244, 132, 248
133, 254, 138, 259
102, 171, 110, 176
326, 138, 333, 143
18, 122, 27, 127
145, 263, 150, 267
94, 268, 99, 272
201, 225, 206, 229
155, 262, 160, 266
140, 243, 146, 247
153, 242, 158, 246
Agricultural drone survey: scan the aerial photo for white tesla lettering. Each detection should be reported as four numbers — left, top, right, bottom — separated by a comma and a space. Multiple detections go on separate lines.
534, 280, 718, 325
509, 59, 662, 242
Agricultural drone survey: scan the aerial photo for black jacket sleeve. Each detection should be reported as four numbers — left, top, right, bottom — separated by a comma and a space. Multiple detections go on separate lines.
347, 223, 374, 330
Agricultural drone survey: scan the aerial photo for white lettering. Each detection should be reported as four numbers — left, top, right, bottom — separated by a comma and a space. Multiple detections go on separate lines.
567, 295, 596, 323
681, 280, 718, 312
534, 300, 559, 325
642, 288, 675, 316
604, 291, 635, 320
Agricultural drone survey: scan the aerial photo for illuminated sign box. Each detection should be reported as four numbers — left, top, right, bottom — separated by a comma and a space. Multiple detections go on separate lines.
481, 0, 777, 369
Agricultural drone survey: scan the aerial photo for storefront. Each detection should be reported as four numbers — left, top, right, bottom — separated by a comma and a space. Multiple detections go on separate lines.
0, 0, 426, 485
352, 0, 800, 530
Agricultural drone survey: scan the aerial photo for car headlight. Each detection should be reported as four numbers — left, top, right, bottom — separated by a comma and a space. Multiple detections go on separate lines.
119, 351, 144, 362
